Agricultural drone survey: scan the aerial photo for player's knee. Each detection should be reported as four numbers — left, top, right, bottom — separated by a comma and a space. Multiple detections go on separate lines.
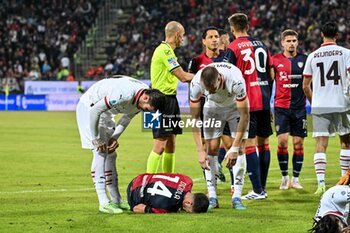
316, 144, 327, 153
278, 139, 288, 148
340, 134, 350, 149
207, 147, 218, 155
293, 140, 304, 150
153, 140, 167, 154
165, 139, 176, 152
341, 141, 350, 149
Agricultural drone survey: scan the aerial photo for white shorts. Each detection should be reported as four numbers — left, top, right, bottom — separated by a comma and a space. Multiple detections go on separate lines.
76, 101, 115, 149
312, 111, 350, 137
203, 106, 249, 140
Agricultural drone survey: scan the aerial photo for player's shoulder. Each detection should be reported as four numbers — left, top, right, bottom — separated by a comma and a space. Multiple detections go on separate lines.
227, 39, 240, 50
272, 53, 284, 59
271, 53, 285, 63
191, 69, 202, 84
296, 53, 308, 60
194, 53, 207, 60
176, 173, 193, 183
155, 42, 174, 56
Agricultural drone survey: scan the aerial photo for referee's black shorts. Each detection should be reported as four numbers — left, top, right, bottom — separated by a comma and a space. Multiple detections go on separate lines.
152, 95, 183, 139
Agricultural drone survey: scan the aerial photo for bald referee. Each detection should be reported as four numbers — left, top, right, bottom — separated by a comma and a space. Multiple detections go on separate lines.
146, 21, 194, 173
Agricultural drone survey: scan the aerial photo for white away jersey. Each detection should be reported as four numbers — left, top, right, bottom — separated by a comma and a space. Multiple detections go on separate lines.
79, 76, 149, 115
303, 43, 350, 114
315, 185, 350, 226
190, 62, 246, 108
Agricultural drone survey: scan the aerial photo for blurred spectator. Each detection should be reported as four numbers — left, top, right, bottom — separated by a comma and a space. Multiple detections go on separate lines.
101, 0, 349, 80
0, 0, 100, 82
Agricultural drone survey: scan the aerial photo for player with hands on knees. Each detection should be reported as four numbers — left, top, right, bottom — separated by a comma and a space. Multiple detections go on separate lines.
76, 76, 165, 214
190, 63, 249, 210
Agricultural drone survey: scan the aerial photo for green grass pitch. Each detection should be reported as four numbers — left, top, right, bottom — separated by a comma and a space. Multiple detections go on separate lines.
0, 112, 343, 233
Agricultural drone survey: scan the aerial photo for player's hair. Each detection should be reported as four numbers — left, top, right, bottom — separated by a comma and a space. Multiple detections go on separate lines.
218, 29, 228, 36
281, 29, 298, 40
321, 21, 338, 38
201, 66, 219, 87
144, 89, 166, 112
192, 193, 209, 213
308, 216, 342, 233
202, 26, 219, 39
228, 13, 248, 32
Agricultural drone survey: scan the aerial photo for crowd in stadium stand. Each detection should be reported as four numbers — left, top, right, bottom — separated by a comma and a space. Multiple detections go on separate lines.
112, 0, 349, 79
0, 0, 101, 83
0, 0, 349, 83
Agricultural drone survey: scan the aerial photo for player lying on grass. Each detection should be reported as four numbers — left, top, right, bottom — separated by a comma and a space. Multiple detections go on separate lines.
76, 76, 165, 214
127, 173, 209, 213
309, 171, 350, 233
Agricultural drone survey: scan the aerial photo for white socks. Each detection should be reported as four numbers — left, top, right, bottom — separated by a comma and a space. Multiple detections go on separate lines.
314, 153, 326, 186
204, 155, 218, 199
91, 150, 109, 206
340, 149, 350, 176
231, 154, 246, 199
105, 151, 122, 203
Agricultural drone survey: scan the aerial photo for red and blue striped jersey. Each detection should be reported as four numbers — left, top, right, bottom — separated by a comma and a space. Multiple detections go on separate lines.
272, 53, 307, 109
128, 173, 193, 214
188, 50, 226, 73
224, 36, 272, 111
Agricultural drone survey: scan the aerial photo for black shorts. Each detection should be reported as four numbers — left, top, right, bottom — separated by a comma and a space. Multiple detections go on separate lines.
152, 95, 183, 139
274, 107, 307, 137
248, 110, 273, 138
223, 122, 231, 136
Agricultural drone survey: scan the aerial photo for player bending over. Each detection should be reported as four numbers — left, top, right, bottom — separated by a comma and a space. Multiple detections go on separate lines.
310, 171, 350, 233
76, 76, 165, 214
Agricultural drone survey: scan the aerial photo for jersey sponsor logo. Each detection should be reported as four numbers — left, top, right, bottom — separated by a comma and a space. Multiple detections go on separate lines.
282, 83, 299, 88
167, 58, 179, 69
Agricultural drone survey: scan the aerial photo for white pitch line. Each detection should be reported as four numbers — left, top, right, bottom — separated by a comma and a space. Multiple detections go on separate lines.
0, 188, 95, 194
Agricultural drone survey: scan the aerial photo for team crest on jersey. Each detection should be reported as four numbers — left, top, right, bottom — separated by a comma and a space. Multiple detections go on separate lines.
164, 50, 171, 56
297, 62, 304, 68
279, 71, 288, 81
